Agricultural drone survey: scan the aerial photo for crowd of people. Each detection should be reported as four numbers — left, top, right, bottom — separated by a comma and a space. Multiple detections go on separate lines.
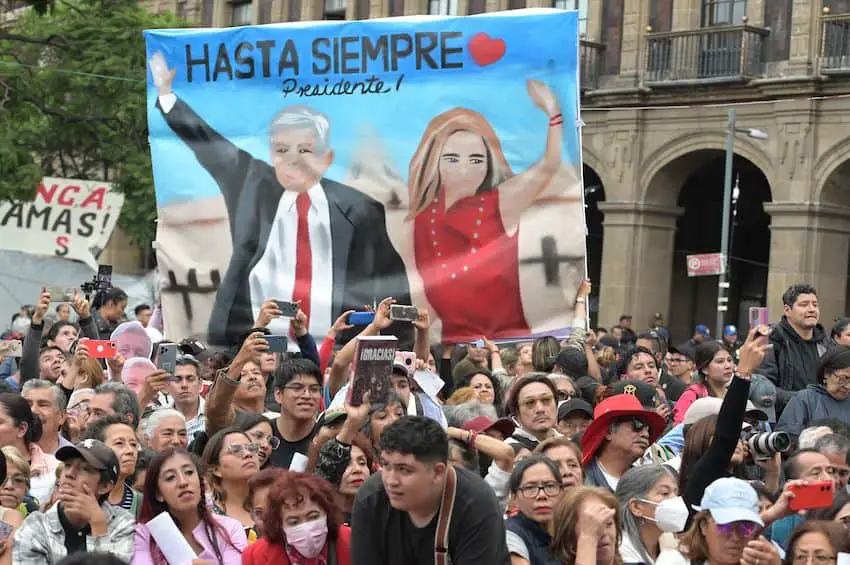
0, 280, 848, 564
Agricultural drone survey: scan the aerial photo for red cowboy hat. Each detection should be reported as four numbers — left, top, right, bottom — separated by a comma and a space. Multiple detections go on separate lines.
580, 392, 667, 467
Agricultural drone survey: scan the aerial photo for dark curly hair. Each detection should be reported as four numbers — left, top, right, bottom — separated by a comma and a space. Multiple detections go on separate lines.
263, 472, 343, 545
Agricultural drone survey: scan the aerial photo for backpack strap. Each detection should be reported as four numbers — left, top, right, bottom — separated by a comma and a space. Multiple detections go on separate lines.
435, 465, 457, 565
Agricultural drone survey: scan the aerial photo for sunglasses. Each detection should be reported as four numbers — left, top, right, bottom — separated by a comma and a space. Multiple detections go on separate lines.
616, 416, 649, 433
224, 443, 260, 457
714, 521, 760, 538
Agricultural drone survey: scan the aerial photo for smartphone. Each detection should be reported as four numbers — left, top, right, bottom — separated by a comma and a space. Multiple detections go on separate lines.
96, 265, 113, 290
390, 304, 419, 323
470, 339, 485, 348
275, 300, 300, 318
394, 351, 416, 370
83, 339, 117, 359
157, 343, 178, 373
0, 520, 13, 541
749, 307, 769, 328
46, 286, 75, 302
265, 335, 288, 353
0, 340, 23, 358
348, 311, 375, 326
788, 480, 833, 512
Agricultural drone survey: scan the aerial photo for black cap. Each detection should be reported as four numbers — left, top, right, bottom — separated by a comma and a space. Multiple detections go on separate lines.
553, 348, 588, 378
56, 439, 119, 483
557, 398, 594, 422
609, 379, 657, 409
669, 342, 695, 361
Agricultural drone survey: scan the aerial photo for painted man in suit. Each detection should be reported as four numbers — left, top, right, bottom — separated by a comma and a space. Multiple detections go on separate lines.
149, 53, 410, 346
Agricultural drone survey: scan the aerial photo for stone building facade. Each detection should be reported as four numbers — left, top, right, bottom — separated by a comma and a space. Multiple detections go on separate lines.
143, 0, 850, 338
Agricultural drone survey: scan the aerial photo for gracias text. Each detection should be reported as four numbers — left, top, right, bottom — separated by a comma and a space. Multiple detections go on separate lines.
182, 32, 464, 82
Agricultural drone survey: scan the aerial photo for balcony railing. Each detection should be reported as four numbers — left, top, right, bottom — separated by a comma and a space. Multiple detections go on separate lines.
820, 12, 850, 73
579, 39, 605, 91
645, 24, 768, 84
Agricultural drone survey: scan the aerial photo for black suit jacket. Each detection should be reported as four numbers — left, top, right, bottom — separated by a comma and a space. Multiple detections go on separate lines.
158, 97, 411, 346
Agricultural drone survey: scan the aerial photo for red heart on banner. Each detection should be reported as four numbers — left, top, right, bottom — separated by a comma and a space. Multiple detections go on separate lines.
468, 32, 506, 67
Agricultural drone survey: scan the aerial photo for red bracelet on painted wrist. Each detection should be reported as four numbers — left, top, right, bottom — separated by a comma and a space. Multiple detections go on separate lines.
549, 113, 564, 126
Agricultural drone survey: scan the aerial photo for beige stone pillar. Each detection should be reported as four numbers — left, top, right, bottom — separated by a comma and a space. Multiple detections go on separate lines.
788, 0, 823, 74
619, 0, 649, 77
764, 202, 850, 325
597, 202, 683, 330
212, 0, 228, 26
671, 0, 700, 30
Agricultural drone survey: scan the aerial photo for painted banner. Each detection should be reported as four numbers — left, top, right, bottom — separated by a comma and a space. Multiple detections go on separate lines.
144, 9, 586, 347
0, 177, 124, 270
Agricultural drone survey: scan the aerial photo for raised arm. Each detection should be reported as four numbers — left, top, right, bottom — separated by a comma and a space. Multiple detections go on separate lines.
149, 52, 261, 213
498, 79, 563, 231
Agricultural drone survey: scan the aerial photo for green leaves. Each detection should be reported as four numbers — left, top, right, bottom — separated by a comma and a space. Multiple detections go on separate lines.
0, 0, 187, 250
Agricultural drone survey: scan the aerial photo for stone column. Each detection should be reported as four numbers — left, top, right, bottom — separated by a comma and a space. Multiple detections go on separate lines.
764, 201, 850, 324
597, 202, 683, 329
671, 0, 700, 30
787, 0, 823, 75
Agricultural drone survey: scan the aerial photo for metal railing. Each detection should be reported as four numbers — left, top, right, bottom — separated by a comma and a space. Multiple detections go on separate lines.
645, 24, 769, 84
579, 39, 605, 91
821, 12, 850, 73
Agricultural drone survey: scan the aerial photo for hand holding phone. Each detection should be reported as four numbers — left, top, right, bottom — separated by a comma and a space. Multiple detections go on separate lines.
275, 301, 300, 318
157, 343, 178, 374
348, 311, 375, 326
80, 339, 117, 359
265, 335, 288, 353
788, 480, 833, 512
0, 340, 23, 358
390, 304, 419, 323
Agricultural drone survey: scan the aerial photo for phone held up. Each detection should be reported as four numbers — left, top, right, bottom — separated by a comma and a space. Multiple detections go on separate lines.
348, 311, 376, 326
748, 307, 770, 336
265, 335, 288, 353
157, 343, 178, 375
79, 338, 117, 359
275, 301, 300, 318
788, 480, 833, 512
390, 304, 419, 323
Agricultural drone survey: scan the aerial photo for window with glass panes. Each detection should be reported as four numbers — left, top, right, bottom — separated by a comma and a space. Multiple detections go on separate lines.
429, 0, 457, 15
553, 0, 588, 35
231, 1, 252, 26
701, 0, 747, 26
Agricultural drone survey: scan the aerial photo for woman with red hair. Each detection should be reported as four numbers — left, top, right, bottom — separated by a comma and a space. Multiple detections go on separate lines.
242, 472, 351, 565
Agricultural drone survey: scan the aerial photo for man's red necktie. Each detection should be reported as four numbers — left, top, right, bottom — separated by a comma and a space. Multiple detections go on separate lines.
292, 192, 312, 335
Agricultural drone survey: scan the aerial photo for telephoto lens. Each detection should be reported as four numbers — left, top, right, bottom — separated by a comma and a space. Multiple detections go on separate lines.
746, 431, 791, 459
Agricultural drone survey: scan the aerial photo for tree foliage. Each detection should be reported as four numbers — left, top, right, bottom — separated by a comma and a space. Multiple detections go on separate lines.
0, 0, 186, 250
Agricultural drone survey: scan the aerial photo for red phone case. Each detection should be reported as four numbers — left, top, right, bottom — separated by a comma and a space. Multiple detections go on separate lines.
86, 340, 117, 359
789, 480, 833, 512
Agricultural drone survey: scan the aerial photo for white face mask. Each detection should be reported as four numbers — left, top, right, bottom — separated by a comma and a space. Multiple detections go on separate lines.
283, 518, 329, 558
638, 496, 690, 533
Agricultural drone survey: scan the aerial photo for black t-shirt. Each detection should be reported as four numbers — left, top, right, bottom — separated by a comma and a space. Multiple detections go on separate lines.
58, 504, 90, 556
351, 466, 510, 565
268, 419, 317, 469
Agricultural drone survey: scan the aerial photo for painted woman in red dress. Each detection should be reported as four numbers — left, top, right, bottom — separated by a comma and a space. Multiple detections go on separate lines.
406, 80, 564, 343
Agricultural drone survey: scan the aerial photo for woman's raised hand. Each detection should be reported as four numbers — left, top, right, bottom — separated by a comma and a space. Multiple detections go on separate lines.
527, 79, 560, 117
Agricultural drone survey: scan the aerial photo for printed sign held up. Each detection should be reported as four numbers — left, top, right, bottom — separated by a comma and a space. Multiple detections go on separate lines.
0, 178, 124, 269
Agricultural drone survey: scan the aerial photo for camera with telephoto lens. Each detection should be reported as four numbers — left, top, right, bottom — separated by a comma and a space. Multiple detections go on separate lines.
744, 430, 791, 460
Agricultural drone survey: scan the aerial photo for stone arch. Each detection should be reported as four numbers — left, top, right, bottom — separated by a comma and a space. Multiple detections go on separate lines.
640, 131, 775, 204
581, 146, 608, 190
813, 139, 850, 206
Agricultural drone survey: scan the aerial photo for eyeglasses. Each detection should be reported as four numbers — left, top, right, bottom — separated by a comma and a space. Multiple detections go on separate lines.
615, 417, 649, 433
517, 481, 562, 499
556, 390, 573, 401
224, 443, 260, 457
714, 522, 761, 538
828, 372, 850, 387
283, 383, 323, 396
247, 430, 280, 450
792, 553, 836, 564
